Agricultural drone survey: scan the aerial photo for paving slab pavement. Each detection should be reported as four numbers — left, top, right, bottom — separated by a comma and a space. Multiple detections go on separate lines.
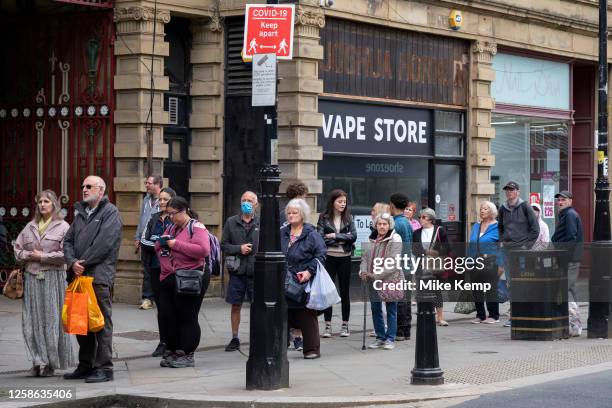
0, 296, 609, 407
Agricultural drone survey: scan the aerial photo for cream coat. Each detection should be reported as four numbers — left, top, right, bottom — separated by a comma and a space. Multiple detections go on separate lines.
14, 220, 69, 274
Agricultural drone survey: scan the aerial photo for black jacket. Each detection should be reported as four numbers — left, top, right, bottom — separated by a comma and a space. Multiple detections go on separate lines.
498, 199, 540, 247
281, 223, 327, 308
316, 213, 357, 254
551, 206, 583, 262
64, 197, 123, 286
221, 214, 260, 276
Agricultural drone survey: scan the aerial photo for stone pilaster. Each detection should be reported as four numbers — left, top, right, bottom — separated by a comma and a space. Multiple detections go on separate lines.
277, 4, 325, 218
468, 40, 497, 228
189, 17, 224, 236
113, 4, 170, 303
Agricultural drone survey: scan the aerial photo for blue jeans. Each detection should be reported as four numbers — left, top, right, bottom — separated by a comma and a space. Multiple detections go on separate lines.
370, 301, 397, 341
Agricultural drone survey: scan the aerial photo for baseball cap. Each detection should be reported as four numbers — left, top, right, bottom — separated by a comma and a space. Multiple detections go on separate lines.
503, 181, 520, 190
555, 190, 573, 199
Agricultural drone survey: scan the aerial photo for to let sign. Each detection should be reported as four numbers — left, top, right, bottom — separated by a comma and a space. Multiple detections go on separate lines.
243, 4, 295, 60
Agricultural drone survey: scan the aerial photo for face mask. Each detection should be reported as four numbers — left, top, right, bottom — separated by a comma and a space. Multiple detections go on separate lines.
241, 202, 254, 215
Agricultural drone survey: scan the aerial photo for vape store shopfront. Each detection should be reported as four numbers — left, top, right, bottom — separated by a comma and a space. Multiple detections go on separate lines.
317, 18, 471, 254
317, 98, 466, 254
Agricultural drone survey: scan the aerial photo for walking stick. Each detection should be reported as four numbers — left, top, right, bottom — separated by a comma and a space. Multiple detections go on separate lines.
362, 280, 367, 350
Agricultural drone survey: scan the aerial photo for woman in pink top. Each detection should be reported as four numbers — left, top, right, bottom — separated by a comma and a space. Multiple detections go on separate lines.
404, 201, 421, 232
155, 196, 210, 369
14, 190, 74, 377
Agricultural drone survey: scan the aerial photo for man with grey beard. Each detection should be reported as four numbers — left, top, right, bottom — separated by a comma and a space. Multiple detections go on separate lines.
63, 175, 122, 383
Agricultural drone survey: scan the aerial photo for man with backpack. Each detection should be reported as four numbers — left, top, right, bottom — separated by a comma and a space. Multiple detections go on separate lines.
221, 191, 260, 352
497, 181, 540, 327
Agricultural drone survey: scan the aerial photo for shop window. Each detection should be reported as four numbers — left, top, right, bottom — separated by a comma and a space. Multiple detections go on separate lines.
491, 113, 569, 234
319, 155, 429, 255
434, 110, 464, 158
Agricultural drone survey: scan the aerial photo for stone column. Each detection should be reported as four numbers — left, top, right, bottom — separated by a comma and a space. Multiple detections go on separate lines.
189, 17, 224, 235
113, 4, 170, 303
468, 40, 497, 227
277, 3, 325, 218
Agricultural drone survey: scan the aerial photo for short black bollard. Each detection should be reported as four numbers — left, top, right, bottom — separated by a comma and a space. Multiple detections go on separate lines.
411, 286, 444, 385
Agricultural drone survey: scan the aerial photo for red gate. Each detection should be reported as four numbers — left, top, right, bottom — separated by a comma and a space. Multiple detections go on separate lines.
0, 12, 115, 287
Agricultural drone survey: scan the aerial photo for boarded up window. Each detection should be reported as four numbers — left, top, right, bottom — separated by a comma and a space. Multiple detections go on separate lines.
320, 18, 469, 106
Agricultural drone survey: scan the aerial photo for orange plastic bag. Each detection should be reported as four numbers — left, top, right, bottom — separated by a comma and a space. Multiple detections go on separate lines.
80, 276, 105, 333
62, 277, 88, 335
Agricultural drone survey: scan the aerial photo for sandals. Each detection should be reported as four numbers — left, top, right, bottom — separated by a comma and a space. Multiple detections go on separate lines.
437, 320, 449, 326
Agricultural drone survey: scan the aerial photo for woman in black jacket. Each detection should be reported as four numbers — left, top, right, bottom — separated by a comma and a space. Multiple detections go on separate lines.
316, 189, 357, 338
141, 187, 176, 357
281, 199, 327, 359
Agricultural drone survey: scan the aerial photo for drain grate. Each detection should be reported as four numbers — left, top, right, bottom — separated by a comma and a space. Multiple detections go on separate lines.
445, 344, 612, 385
114, 330, 159, 341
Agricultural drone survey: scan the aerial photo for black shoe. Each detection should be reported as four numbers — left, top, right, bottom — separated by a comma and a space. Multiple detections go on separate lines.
225, 338, 240, 352
63, 366, 92, 380
151, 342, 166, 357
84, 369, 113, 383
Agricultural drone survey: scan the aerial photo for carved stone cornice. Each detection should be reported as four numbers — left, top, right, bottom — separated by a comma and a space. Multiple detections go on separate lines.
472, 40, 497, 64
295, 6, 325, 29
114, 7, 171, 24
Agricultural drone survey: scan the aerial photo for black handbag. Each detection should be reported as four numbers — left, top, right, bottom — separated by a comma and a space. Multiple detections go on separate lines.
174, 269, 204, 296
284, 272, 308, 304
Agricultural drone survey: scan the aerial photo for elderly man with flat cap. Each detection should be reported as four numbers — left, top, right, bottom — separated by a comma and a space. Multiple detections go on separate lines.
551, 190, 584, 336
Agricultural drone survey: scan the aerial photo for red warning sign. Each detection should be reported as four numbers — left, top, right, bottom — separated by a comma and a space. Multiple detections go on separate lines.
243, 4, 295, 60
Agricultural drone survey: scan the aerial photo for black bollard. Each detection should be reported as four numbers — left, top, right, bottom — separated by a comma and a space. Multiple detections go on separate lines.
245, 165, 289, 390
411, 286, 444, 385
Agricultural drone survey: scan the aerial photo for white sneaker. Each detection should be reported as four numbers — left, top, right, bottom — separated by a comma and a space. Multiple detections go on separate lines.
484, 318, 499, 324
383, 340, 396, 350
368, 340, 385, 349
322, 325, 332, 338
339, 323, 350, 337
368, 330, 377, 337
139, 299, 153, 310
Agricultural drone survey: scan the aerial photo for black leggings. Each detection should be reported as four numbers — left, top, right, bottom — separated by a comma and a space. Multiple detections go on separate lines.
149, 267, 163, 342
159, 273, 209, 354
323, 256, 352, 322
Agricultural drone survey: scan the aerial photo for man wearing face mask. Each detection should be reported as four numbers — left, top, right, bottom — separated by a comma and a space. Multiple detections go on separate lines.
221, 191, 260, 352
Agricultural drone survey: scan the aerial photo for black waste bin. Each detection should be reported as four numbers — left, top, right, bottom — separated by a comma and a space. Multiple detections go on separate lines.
507, 249, 569, 340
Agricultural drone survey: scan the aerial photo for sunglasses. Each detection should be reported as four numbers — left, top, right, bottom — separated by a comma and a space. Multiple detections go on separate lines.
81, 184, 99, 190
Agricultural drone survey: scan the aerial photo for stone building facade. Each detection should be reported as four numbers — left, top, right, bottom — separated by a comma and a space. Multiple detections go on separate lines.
0, 0, 608, 301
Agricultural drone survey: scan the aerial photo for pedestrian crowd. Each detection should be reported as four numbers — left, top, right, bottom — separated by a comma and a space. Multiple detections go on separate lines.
4, 176, 583, 378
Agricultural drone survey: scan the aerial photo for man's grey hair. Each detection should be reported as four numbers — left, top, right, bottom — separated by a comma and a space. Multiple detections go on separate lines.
285, 198, 310, 223
420, 207, 436, 222
480, 200, 498, 220
374, 212, 395, 230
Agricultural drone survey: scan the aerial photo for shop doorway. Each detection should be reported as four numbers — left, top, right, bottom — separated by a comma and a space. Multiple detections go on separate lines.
163, 18, 191, 198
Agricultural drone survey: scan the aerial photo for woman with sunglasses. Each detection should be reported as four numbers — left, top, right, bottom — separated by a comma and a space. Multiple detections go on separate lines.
155, 196, 210, 368
141, 187, 176, 357
412, 208, 450, 326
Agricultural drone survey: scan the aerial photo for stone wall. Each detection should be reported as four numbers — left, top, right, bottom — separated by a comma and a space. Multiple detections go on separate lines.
113, 3, 170, 303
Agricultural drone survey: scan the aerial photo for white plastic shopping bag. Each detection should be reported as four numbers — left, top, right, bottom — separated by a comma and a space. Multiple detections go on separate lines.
306, 260, 341, 310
